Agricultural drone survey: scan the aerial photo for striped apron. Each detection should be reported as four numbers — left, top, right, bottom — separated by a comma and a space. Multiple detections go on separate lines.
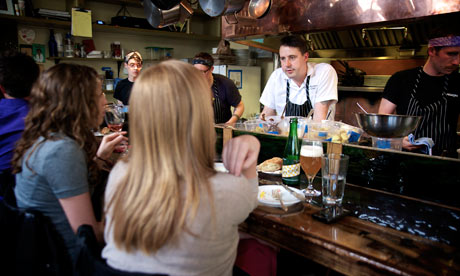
405, 67, 450, 154
285, 76, 312, 117
212, 79, 225, 124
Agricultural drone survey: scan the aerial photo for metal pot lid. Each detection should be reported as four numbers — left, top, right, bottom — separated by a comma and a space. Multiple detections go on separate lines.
248, 0, 271, 19
144, 0, 162, 28
199, 0, 226, 17
151, 0, 182, 10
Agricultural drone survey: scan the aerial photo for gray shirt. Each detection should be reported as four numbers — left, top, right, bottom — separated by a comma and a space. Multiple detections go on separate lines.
15, 135, 89, 260
102, 161, 258, 276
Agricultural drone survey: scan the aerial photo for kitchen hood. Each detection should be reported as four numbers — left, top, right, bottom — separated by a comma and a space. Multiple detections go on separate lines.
222, 0, 460, 57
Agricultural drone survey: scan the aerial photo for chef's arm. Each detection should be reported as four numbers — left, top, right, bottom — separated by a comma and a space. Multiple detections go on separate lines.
378, 98, 397, 114
313, 100, 332, 121
260, 106, 276, 121
226, 100, 244, 126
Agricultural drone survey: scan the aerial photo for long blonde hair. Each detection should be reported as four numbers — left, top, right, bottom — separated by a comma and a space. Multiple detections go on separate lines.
107, 60, 216, 253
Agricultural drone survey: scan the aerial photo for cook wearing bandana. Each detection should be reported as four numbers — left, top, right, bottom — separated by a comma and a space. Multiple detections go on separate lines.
114, 51, 143, 105
379, 29, 460, 157
192, 52, 244, 126
259, 35, 338, 121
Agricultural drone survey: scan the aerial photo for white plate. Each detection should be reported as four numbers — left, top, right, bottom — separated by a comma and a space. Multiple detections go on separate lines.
257, 168, 282, 175
214, 162, 229, 173
258, 185, 301, 207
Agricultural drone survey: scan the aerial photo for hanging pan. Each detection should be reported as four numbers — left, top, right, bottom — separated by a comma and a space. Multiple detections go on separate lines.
248, 0, 271, 19
199, 0, 246, 17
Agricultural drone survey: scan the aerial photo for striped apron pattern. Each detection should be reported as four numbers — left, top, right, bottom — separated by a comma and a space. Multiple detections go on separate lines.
405, 67, 450, 153
212, 79, 225, 124
285, 76, 312, 117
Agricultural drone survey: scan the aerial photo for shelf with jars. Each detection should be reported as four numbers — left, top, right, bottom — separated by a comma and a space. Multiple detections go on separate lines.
0, 14, 220, 41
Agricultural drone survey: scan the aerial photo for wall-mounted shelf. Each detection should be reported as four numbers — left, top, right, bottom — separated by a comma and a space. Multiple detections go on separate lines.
0, 14, 220, 41
338, 86, 384, 93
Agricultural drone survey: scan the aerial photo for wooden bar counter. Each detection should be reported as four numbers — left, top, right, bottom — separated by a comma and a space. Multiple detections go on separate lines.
215, 126, 460, 275
242, 176, 459, 276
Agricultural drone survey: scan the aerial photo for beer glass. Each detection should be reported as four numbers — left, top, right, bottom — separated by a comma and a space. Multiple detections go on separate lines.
300, 139, 323, 197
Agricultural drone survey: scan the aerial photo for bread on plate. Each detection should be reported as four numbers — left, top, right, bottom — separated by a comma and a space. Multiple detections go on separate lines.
257, 157, 282, 172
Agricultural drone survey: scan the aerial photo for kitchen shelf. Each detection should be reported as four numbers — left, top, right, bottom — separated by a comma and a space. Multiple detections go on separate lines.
89, 0, 210, 17
0, 14, 220, 41
338, 86, 384, 93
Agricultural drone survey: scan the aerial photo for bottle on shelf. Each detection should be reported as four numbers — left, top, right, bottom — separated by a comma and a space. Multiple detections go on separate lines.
64, 33, 74, 58
282, 117, 301, 186
48, 29, 58, 57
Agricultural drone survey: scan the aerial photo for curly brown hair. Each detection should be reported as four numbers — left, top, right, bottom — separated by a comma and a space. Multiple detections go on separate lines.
12, 63, 101, 182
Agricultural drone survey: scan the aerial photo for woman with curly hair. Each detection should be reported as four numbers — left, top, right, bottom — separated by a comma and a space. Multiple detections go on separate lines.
13, 63, 127, 261
102, 60, 260, 275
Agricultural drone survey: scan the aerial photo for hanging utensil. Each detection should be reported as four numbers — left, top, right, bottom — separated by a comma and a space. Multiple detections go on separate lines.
143, 0, 162, 28
199, 0, 246, 17
356, 102, 368, 114
248, 0, 271, 19
151, 0, 182, 10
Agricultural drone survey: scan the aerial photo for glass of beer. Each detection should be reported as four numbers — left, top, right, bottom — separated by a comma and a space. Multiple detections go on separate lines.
300, 139, 323, 198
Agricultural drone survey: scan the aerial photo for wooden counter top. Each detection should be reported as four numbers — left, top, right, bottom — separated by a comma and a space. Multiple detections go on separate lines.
241, 176, 460, 275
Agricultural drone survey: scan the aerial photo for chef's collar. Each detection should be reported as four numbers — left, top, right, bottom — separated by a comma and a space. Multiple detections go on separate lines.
192, 58, 213, 68
428, 36, 460, 47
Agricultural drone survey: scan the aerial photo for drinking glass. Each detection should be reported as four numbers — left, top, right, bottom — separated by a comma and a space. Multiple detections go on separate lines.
105, 103, 125, 132
300, 139, 323, 198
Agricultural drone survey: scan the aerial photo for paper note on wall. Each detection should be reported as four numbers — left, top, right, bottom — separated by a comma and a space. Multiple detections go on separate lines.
71, 8, 92, 37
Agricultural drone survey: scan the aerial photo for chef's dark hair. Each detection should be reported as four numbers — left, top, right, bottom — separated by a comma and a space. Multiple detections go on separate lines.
192, 52, 214, 68
0, 51, 39, 99
280, 35, 309, 54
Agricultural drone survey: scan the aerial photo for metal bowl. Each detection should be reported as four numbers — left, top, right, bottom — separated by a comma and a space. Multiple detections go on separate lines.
355, 113, 421, 138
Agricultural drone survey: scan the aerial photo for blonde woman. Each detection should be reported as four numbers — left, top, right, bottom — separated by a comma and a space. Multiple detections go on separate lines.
102, 60, 260, 275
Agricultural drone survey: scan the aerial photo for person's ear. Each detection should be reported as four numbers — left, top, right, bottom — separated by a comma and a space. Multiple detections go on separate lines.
304, 52, 309, 61
427, 46, 437, 57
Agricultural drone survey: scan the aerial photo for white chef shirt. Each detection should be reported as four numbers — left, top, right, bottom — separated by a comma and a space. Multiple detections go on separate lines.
260, 62, 338, 115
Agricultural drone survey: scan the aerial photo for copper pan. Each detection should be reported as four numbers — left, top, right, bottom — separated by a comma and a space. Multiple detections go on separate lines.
248, 0, 271, 19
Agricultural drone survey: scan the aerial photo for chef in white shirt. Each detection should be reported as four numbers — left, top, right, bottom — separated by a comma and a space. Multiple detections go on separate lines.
260, 35, 338, 121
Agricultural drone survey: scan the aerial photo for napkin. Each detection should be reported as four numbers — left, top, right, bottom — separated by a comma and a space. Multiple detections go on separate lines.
408, 134, 434, 155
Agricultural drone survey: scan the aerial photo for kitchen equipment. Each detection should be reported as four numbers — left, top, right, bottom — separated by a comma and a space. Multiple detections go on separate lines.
158, 1, 193, 28
151, 0, 181, 10
144, 0, 193, 28
356, 102, 368, 114
199, 0, 246, 17
143, 0, 162, 28
248, 0, 271, 19
355, 113, 421, 138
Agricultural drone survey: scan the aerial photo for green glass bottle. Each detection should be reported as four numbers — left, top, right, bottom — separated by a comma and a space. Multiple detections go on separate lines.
282, 117, 300, 186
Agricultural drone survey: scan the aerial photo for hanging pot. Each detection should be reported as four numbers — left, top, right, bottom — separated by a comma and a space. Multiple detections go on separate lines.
144, 0, 162, 28
248, 0, 271, 19
151, 0, 182, 10
158, 1, 193, 28
199, 0, 246, 17
144, 0, 193, 28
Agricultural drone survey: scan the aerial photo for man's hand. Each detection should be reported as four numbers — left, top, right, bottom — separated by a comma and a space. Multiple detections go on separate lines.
402, 136, 423, 151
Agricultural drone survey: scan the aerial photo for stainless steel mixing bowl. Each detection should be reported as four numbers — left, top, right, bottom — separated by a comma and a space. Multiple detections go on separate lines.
355, 113, 421, 138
